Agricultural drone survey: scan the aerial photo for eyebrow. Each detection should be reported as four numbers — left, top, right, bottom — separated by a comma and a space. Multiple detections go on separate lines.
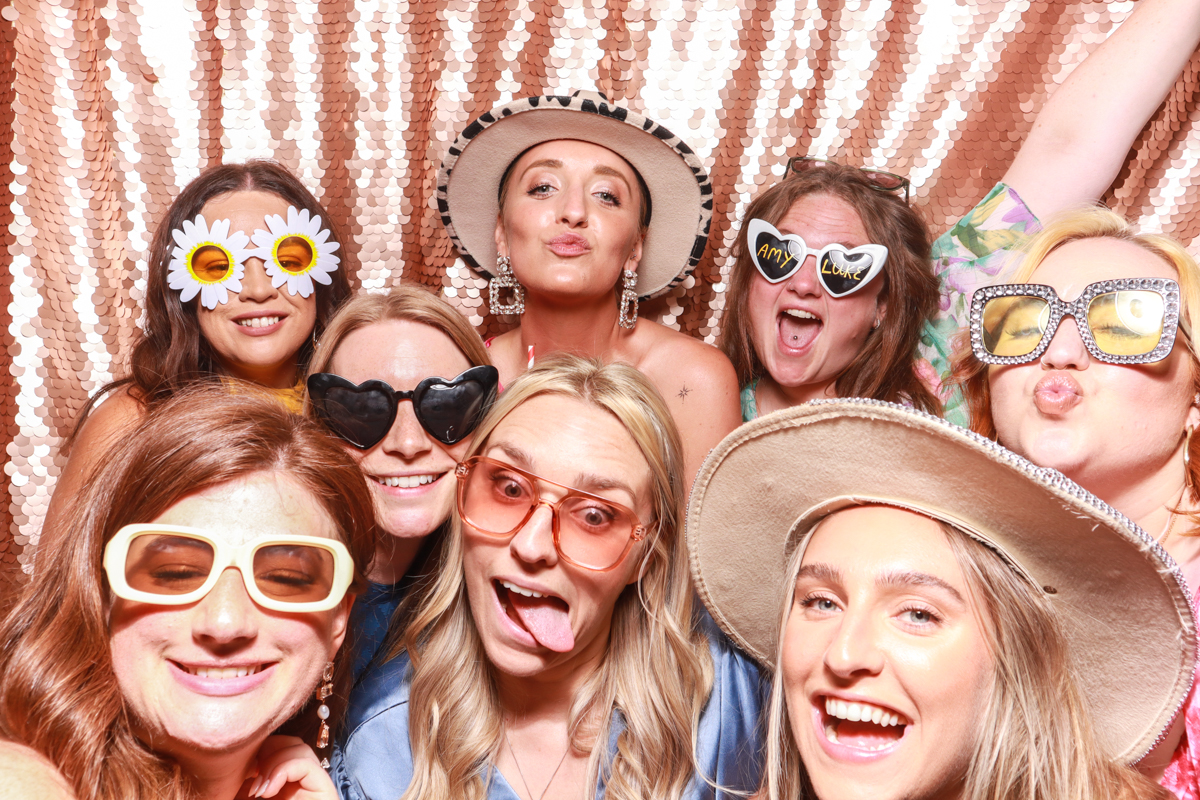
797, 563, 966, 604
521, 160, 632, 192
484, 442, 639, 504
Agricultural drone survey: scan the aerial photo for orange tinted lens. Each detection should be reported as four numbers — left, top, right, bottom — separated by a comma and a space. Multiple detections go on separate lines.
558, 496, 636, 569
124, 533, 215, 595
275, 236, 314, 274
190, 245, 231, 282
462, 461, 536, 535
252, 544, 337, 603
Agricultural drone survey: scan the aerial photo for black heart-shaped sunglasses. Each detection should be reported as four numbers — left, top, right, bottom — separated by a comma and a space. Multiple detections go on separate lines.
307, 366, 500, 449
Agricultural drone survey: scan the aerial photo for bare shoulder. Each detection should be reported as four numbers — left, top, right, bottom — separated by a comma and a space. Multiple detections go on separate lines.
73, 385, 144, 450
44, 386, 146, 542
0, 741, 75, 799
636, 322, 739, 395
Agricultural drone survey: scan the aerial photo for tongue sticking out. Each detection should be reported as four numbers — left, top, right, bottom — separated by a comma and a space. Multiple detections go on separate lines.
507, 591, 575, 653
779, 314, 821, 351
834, 720, 903, 750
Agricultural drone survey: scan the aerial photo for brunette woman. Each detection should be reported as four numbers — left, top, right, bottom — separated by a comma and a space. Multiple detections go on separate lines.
46, 160, 353, 543
719, 0, 1200, 426
0, 387, 376, 800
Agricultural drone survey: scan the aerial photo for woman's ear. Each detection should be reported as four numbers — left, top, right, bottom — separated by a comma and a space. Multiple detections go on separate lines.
494, 214, 508, 259
624, 236, 644, 274
1188, 391, 1200, 431
328, 593, 353, 656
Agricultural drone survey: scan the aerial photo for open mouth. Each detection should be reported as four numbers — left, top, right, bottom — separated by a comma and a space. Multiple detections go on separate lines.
820, 696, 909, 751
371, 472, 442, 489
236, 316, 282, 329
494, 579, 574, 653
176, 662, 266, 680
779, 309, 822, 351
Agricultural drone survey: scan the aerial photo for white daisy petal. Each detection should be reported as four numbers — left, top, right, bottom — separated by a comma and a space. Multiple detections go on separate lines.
166, 213, 247, 308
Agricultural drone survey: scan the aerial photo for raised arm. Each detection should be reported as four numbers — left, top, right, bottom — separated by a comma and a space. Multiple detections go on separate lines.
1003, 0, 1200, 219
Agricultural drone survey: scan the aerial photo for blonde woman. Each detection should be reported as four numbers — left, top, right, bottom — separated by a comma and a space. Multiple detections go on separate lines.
687, 401, 1191, 800
304, 286, 497, 677
332, 355, 764, 800
951, 208, 1200, 794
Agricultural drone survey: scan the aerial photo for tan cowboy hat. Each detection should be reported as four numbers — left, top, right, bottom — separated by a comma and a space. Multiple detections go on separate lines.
436, 90, 713, 300
686, 399, 1195, 764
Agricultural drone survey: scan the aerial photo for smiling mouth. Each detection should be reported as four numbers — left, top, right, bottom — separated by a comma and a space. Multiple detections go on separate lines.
372, 473, 441, 489
493, 579, 575, 653
177, 663, 266, 679
821, 696, 909, 750
779, 309, 822, 350
236, 316, 282, 329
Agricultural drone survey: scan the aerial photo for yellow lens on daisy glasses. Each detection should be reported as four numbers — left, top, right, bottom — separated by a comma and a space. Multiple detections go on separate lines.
275, 235, 315, 275
188, 244, 232, 283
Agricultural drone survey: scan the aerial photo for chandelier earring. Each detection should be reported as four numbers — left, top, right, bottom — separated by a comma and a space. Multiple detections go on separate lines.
488, 254, 525, 316
618, 270, 639, 329
315, 662, 334, 768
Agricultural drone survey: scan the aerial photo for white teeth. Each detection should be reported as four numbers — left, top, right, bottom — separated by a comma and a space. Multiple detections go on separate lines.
187, 665, 262, 679
499, 579, 547, 599
236, 316, 282, 328
824, 697, 906, 728
783, 309, 818, 321
374, 474, 438, 489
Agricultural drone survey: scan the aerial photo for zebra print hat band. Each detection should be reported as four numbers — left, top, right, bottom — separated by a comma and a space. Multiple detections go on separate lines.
436, 90, 713, 300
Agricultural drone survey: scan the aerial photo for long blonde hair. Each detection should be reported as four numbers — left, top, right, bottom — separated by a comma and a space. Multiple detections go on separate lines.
763, 514, 1169, 800
399, 354, 714, 800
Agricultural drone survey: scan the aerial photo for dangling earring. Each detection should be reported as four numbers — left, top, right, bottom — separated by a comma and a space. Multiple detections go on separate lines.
618, 270, 638, 330
489, 255, 525, 315
315, 661, 334, 768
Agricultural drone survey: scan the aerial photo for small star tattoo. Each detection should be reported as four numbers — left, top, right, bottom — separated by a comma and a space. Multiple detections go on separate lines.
677, 386, 691, 401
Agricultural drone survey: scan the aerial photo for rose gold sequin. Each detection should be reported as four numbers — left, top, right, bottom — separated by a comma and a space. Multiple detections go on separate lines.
3, 1, 1200, 569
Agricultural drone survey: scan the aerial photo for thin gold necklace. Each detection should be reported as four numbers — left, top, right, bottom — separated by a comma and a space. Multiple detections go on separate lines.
504, 728, 572, 800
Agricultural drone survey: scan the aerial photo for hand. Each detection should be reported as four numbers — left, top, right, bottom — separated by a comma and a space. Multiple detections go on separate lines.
240, 736, 337, 800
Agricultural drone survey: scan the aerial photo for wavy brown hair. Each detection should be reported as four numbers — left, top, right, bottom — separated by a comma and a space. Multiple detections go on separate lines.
0, 387, 376, 800
764, 515, 1171, 800
73, 161, 355, 437
400, 355, 714, 800
718, 163, 940, 413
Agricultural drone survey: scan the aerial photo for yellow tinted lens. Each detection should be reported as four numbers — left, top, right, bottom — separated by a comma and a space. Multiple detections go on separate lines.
1087, 290, 1164, 356
190, 245, 231, 282
252, 544, 336, 603
125, 533, 215, 595
981, 295, 1050, 357
275, 236, 314, 274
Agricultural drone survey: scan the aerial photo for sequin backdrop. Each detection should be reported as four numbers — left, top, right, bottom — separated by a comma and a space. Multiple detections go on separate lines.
2, 0, 1199, 571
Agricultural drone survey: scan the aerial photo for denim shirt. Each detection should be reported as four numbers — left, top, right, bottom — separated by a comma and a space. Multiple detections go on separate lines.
330, 613, 766, 800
